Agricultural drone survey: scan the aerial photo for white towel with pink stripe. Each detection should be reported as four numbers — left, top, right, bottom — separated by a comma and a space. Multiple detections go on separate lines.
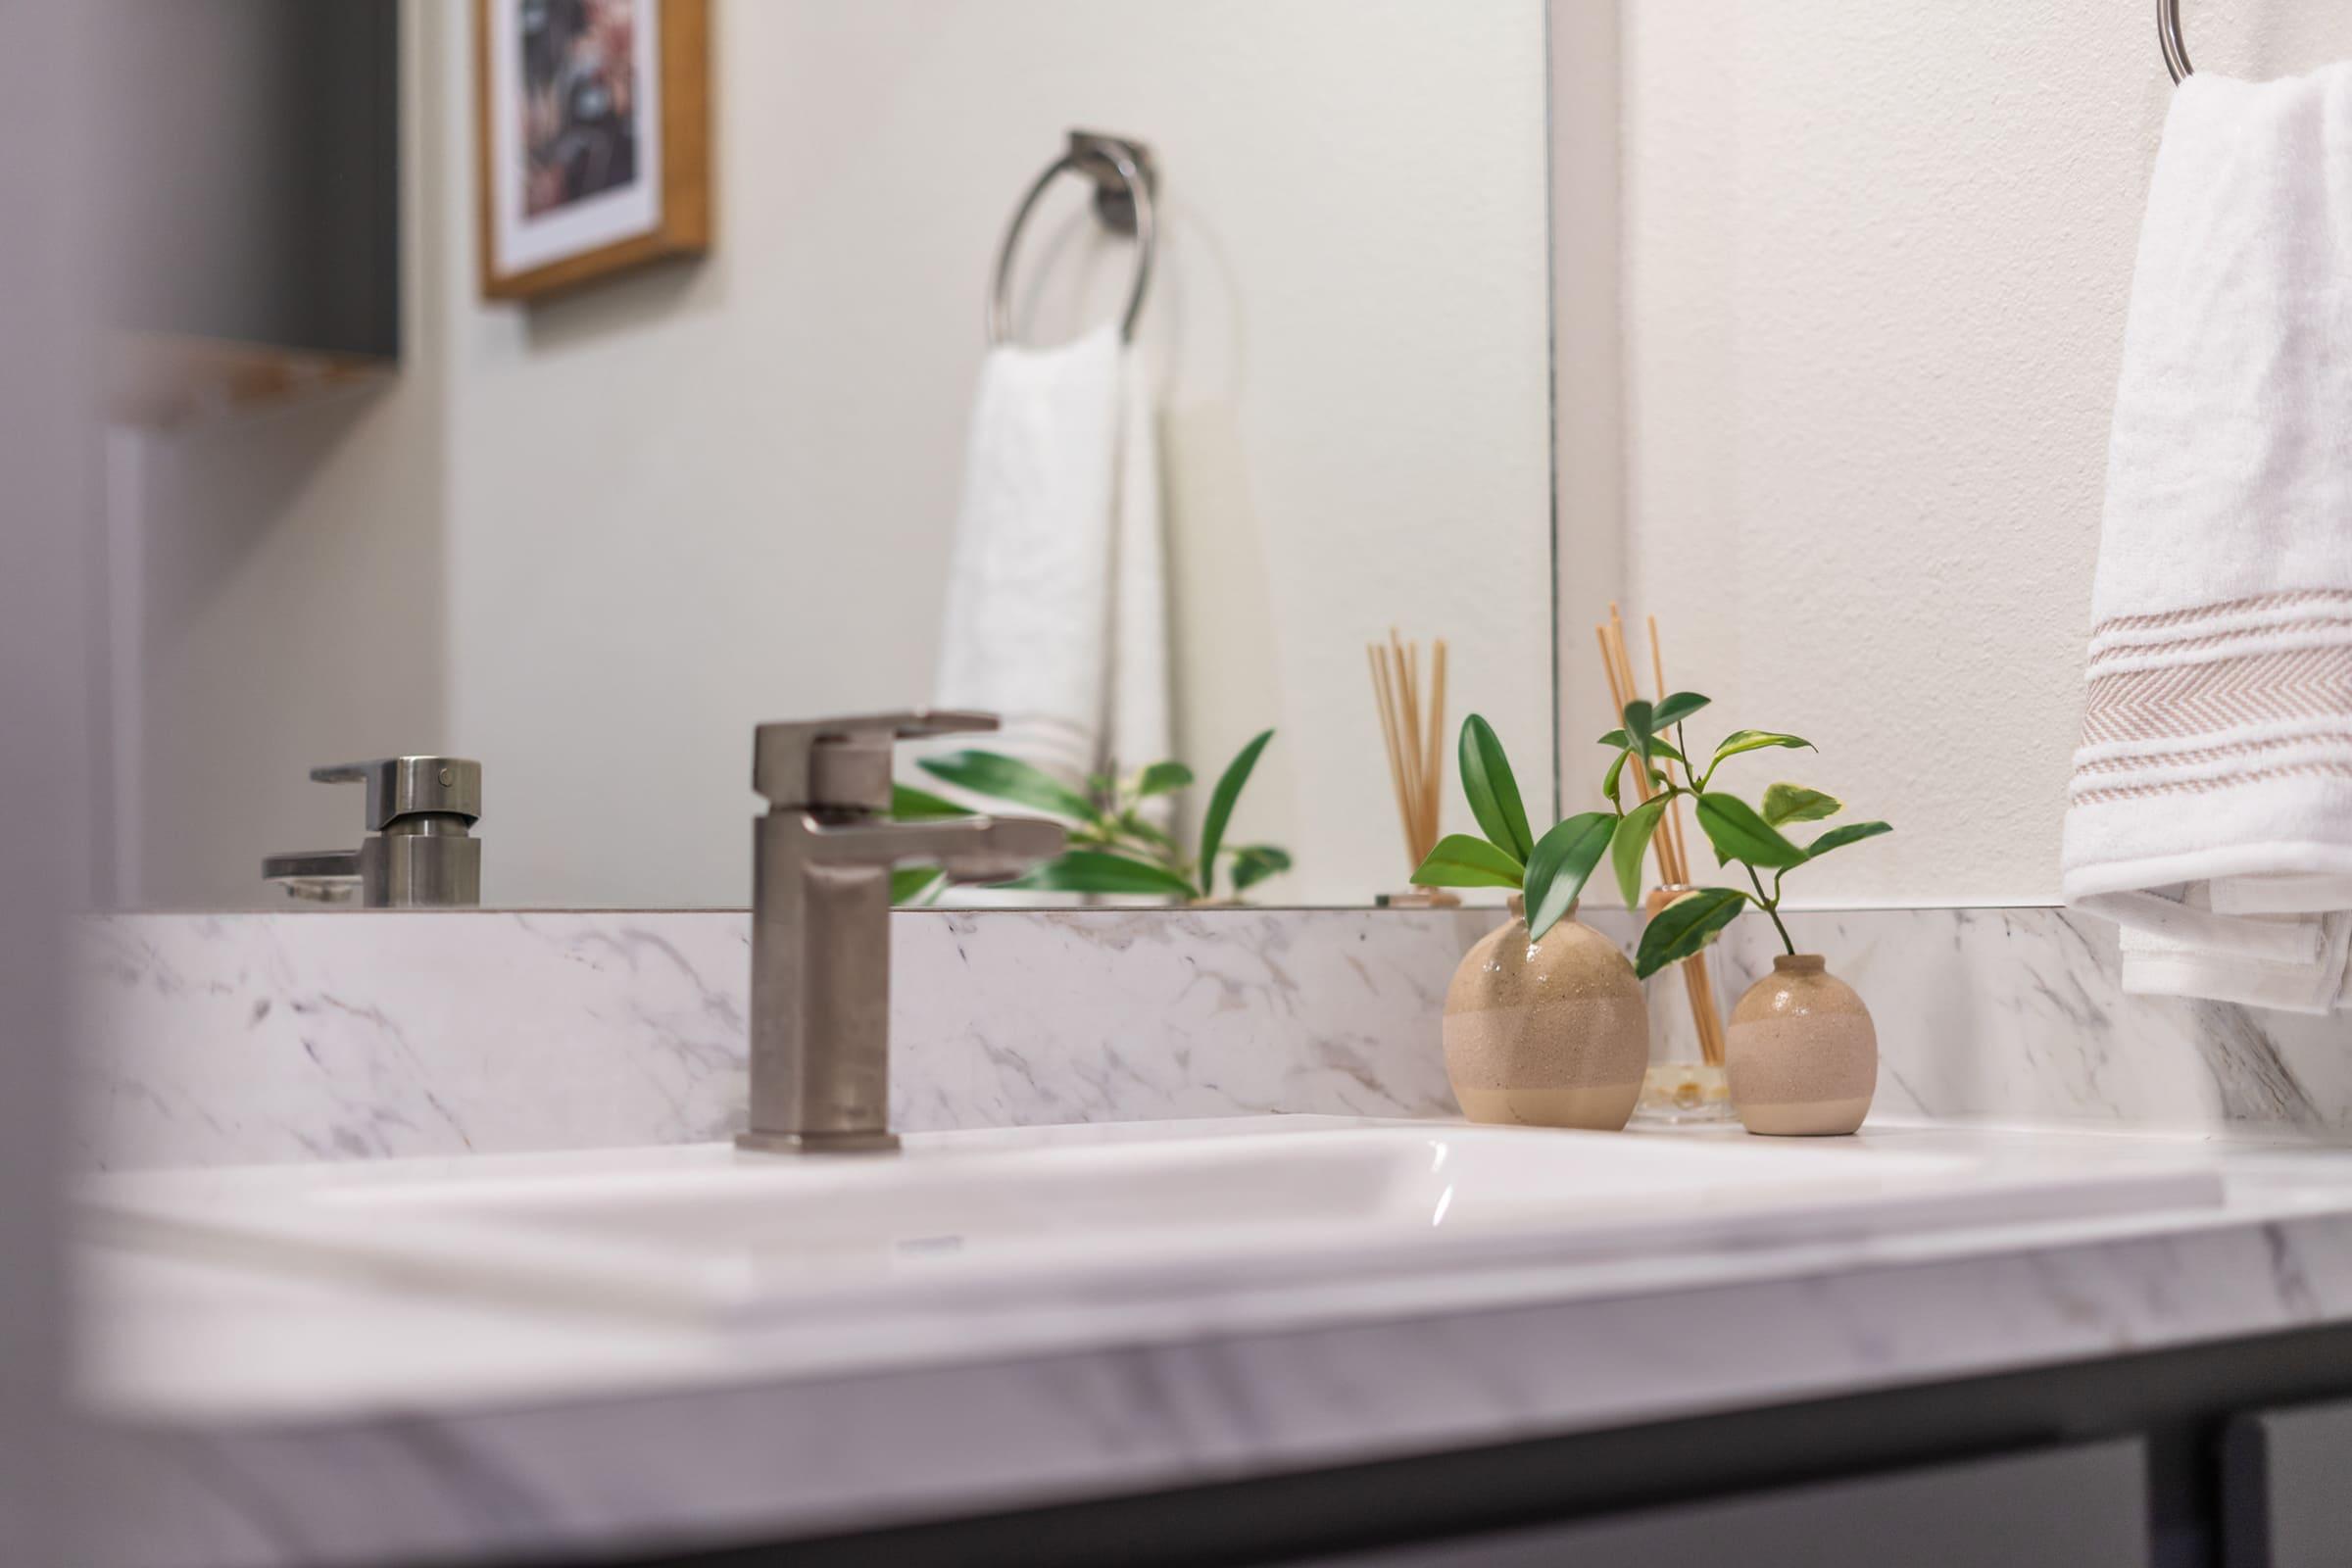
2060, 64, 2352, 1014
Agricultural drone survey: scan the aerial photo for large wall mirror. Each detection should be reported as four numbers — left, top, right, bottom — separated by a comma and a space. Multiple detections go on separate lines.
97, 0, 1558, 911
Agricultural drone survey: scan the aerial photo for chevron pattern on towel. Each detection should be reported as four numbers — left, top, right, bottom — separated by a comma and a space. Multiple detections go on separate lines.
2072, 592, 2352, 802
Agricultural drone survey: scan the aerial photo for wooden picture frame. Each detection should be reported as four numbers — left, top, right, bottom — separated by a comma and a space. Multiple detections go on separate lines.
476, 0, 710, 301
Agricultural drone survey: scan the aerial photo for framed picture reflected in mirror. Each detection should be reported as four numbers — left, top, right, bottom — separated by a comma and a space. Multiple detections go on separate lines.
476, 0, 710, 300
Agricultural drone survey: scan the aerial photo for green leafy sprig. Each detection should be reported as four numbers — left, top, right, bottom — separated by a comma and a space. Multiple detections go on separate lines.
1595, 693, 1889, 976
896, 730, 1289, 905
1407, 714, 1614, 945
1407, 702, 1890, 978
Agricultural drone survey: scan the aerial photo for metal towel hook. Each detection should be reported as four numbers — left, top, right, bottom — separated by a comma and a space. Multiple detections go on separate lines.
987, 130, 1157, 347
2159, 0, 2194, 83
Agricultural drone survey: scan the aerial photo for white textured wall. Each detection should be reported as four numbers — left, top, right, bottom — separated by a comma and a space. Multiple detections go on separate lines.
1600, 2, 2349, 906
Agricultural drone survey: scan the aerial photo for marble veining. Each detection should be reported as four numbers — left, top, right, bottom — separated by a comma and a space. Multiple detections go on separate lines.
1587, 904, 2352, 1139
73, 1123, 2352, 1568
73, 908, 1488, 1171
72, 902, 2352, 1173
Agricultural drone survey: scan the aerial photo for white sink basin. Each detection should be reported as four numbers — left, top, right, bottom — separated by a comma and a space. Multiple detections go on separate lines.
81, 1118, 2221, 1326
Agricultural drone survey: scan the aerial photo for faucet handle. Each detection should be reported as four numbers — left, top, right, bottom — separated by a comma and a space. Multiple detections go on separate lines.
754, 710, 1000, 812
310, 757, 482, 831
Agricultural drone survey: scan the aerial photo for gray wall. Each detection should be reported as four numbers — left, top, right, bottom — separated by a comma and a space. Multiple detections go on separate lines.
96, 0, 401, 357
0, 0, 98, 1556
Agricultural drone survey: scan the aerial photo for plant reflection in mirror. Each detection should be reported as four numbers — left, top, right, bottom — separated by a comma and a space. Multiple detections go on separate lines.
893, 731, 1290, 906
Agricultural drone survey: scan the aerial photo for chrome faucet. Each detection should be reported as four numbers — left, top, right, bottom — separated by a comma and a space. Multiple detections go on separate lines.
739, 711, 1066, 1154
262, 757, 483, 907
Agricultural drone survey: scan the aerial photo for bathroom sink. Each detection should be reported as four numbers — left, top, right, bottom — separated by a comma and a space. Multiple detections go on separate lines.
80, 1118, 2221, 1326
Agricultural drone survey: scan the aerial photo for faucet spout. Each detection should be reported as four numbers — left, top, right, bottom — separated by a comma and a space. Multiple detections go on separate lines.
803, 812, 1067, 884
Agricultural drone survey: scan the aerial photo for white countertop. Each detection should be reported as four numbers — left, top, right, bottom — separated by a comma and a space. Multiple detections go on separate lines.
78, 1115, 2352, 1568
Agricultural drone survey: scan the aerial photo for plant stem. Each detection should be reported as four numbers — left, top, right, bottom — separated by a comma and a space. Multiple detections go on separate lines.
1744, 862, 1795, 956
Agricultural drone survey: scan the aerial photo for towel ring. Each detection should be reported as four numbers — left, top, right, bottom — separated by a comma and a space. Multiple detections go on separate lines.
2159, 0, 2194, 82
988, 130, 1157, 346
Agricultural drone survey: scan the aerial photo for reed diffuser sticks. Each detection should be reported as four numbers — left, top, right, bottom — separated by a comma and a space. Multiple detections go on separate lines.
1596, 607, 1727, 1067
1368, 631, 1449, 885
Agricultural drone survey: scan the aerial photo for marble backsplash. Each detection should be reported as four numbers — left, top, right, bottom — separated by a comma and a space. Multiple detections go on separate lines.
1598, 906, 2352, 1136
72, 908, 1484, 1171
73, 904, 2352, 1171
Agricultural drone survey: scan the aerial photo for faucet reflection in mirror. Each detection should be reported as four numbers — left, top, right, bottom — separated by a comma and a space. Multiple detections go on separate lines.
743, 711, 1066, 1155
260, 757, 483, 908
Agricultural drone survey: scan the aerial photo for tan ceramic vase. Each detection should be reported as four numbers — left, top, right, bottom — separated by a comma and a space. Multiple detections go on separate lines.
1442, 901, 1648, 1130
1726, 955, 1877, 1136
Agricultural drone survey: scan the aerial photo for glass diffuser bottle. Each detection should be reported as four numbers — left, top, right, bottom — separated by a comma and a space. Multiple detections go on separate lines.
1632, 883, 1737, 1124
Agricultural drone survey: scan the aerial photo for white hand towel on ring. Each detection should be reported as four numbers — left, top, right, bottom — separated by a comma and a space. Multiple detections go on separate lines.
2060, 64, 2352, 1014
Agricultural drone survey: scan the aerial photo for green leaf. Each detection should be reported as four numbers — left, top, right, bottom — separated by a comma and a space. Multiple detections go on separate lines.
1760, 782, 1842, 828
1134, 760, 1194, 799
1601, 723, 1681, 806
1609, 797, 1669, 909
1635, 887, 1748, 979
1457, 715, 1534, 863
890, 866, 947, 906
1622, 700, 1656, 763
1694, 792, 1809, 869
918, 751, 1101, 823
1522, 812, 1616, 942
1600, 748, 1631, 808
1228, 844, 1293, 893
998, 850, 1200, 899
891, 783, 974, 821
1411, 833, 1526, 889
1198, 729, 1275, 899
1708, 730, 1814, 768
1652, 691, 1711, 729
1114, 812, 1181, 855
1804, 820, 1893, 859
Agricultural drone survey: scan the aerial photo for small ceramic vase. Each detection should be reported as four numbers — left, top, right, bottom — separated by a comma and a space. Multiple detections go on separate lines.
1725, 955, 1877, 1137
1443, 900, 1649, 1131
